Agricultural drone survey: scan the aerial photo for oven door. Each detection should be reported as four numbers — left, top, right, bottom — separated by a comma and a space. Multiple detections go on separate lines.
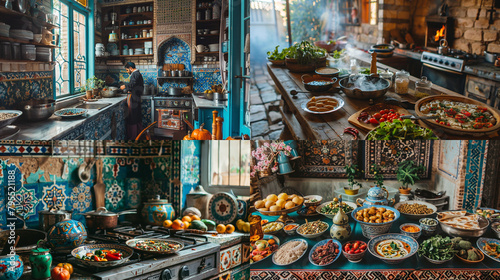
153, 108, 192, 139
422, 63, 466, 94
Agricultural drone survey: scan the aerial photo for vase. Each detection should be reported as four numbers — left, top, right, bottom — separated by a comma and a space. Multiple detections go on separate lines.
0, 255, 23, 280
284, 140, 301, 160
277, 151, 294, 175
399, 187, 411, 195
330, 195, 351, 241
29, 246, 52, 280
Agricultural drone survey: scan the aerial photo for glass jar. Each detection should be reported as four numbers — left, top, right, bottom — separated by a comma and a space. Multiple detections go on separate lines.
379, 70, 394, 89
395, 69, 409, 94
249, 215, 264, 242
415, 76, 432, 99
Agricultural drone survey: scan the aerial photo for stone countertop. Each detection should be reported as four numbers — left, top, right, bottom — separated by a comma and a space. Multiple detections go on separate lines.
192, 94, 226, 109
10, 96, 127, 140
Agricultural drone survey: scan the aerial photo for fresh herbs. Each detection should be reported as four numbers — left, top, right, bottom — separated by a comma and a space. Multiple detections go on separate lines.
396, 160, 425, 189
331, 49, 345, 59
267, 45, 288, 61
418, 235, 461, 261
366, 119, 438, 140
390, 242, 400, 251
287, 41, 326, 65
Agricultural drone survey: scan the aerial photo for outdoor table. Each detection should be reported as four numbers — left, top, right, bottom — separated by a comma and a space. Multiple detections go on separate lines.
250, 211, 500, 279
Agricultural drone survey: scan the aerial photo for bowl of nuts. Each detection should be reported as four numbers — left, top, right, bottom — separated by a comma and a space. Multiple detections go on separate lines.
352, 205, 400, 239
394, 201, 437, 220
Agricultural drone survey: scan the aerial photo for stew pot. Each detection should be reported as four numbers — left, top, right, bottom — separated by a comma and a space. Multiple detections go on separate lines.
39, 207, 72, 232
84, 207, 137, 230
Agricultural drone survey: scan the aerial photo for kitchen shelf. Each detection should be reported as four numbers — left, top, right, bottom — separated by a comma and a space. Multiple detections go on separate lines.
120, 24, 153, 28
0, 6, 59, 29
0, 59, 54, 63
120, 54, 153, 57
121, 37, 153, 41
157, 77, 194, 80
196, 19, 221, 23
197, 34, 219, 37
0, 36, 58, 48
119, 12, 153, 18
196, 51, 219, 55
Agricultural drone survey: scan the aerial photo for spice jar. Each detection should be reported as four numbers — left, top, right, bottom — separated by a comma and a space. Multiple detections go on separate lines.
395, 69, 409, 94
379, 70, 394, 89
29, 244, 52, 279
415, 76, 432, 99
249, 215, 264, 242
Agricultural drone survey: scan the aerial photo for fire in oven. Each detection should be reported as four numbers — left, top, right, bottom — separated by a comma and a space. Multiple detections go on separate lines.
152, 97, 194, 139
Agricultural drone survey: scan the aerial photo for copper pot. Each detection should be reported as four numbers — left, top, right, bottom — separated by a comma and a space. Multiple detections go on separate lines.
84, 207, 136, 230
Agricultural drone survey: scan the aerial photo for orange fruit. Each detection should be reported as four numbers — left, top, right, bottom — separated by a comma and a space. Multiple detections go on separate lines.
190, 215, 201, 221
163, 220, 173, 228
216, 224, 226, 234
182, 216, 192, 223
56, 263, 73, 275
225, 224, 235, 234
184, 221, 190, 229
172, 219, 185, 230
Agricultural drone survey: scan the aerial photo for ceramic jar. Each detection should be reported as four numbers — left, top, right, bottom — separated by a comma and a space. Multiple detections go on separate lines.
29, 246, 52, 279
356, 186, 394, 207
141, 196, 175, 226
185, 185, 212, 219
0, 255, 23, 280
46, 219, 87, 251
330, 196, 351, 241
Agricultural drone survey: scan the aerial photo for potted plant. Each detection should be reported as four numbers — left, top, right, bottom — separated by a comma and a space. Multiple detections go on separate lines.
84, 76, 105, 98
344, 164, 362, 195
396, 160, 425, 195
370, 164, 385, 188
285, 40, 327, 72
250, 141, 293, 178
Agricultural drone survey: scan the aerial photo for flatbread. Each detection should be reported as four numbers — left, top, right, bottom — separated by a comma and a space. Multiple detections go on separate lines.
437, 211, 480, 230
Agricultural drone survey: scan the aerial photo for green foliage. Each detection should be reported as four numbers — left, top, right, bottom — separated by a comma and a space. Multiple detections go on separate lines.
288, 0, 326, 43
85, 76, 105, 91
344, 164, 362, 190
370, 164, 384, 188
286, 41, 326, 65
418, 235, 459, 261
396, 160, 425, 189
267, 45, 289, 60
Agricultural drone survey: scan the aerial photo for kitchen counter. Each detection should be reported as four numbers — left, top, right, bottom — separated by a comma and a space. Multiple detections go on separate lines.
10, 95, 127, 140
193, 94, 227, 109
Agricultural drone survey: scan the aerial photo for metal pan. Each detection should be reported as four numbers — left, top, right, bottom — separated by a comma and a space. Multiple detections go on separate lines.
71, 243, 134, 267
125, 238, 184, 255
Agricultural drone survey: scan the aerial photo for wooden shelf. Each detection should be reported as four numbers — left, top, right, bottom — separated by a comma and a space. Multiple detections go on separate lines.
196, 19, 221, 23
119, 12, 153, 18
197, 34, 219, 37
196, 51, 219, 55
0, 36, 58, 48
121, 37, 153, 41
101, 0, 153, 8
95, 54, 153, 60
120, 24, 153, 29
0, 59, 54, 63
120, 54, 153, 57
0, 6, 58, 29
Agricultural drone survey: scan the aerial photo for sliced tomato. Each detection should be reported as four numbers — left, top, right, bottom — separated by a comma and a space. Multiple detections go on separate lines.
369, 118, 379, 125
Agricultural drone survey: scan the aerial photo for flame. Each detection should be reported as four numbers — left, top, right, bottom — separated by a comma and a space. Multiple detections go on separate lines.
434, 25, 446, 41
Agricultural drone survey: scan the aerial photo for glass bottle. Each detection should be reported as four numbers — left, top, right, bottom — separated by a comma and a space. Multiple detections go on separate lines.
395, 69, 410, 94
29, 246, 52, 279
415, 76, 432, 99
249, 215, 264, 242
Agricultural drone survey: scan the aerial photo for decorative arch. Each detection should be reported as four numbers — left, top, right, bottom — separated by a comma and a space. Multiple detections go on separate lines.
156, 36, 193, 72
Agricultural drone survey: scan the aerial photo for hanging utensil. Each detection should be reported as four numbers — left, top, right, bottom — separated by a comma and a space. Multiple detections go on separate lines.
94, 159, 106, 209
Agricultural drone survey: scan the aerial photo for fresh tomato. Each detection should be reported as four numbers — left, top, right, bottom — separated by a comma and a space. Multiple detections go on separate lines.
380, 109, 388, 114
344, 244, 350, 251
354, 249, 361, 254
369, 118, 379, 125
389, 109, 395, 113
360, 244, 367, 250
373, 113, 381, 120
379, 117, 386, 122
353, 242, 359, 250
382, 114, 388, 119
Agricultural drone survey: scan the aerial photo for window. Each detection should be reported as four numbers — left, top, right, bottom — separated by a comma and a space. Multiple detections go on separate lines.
206, 141, 251, 193
53, 0, 91, 98
362, 0, 378, 25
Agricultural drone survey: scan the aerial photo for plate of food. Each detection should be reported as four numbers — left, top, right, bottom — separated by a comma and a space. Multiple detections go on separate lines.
476, 207, 500, 221
250, 235, 280, 264
125, 238, 184, 255
348, 103, 410, 131
368, 233, 418, 264
437, 210, 489, 238
394, 201, 437, 220
301, 96, 344, 114
54, 108, 87, 118
308, 239, 342, 266
365, 119, 438, 140
71, 244, 134, 267
477, 237, 500, 263
415, 95, 500, 136
272, 239, 308, 266
0, 110, 22, 129
316, 200, 357, 219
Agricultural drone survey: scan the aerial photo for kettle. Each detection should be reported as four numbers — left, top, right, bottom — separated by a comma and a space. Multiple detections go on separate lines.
438, 39, 449, 55
185, 185, 212, 219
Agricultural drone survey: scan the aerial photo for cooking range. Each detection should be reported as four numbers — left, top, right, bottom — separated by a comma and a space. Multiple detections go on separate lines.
420, 50, 477, 94
54, 225, 220, 280
152, 95, 194, 139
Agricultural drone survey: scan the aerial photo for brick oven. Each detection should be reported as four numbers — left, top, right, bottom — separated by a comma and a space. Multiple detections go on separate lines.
425, 15, 453, 50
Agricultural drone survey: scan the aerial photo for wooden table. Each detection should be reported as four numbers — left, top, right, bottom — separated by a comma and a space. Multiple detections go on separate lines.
267, 52, 500, 140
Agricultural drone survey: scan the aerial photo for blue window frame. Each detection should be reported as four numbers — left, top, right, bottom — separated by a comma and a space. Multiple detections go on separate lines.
52, 0, 94, 98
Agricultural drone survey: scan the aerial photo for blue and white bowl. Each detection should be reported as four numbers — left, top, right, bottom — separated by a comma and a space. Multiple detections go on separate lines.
477, 237, 500, 263
54, 108, 87, 118
367, 233, 418, 264
0, 255, 23, 280
308, 239, 342, 266
352, 205, 400, 239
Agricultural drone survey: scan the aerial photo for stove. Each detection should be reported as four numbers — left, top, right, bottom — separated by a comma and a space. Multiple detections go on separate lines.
420, 51, 476, 72
152, 96, 194, 139
55, 226, 221, 280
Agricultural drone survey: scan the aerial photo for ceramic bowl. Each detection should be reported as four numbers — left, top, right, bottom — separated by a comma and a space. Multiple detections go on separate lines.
250, 235, 280, 264
71, 244, 134, 267
284, 223, 299, 236
0, 254, 23, 280
342, 240, 367, 263
272, 239, 308, 266
421, 253, 453, 264
394, 201, 437, 220
47, 219, 87, 252
262, 221, 285, 236
303, 195, 323, 207
268, 59, 285, 66
367, 233, 418, 264
400, 223, 422, 240
419, 217, 439, 236
308, 239, 342, 266
351, 205, 400, 239
477, 237, 500, 263
476, 207, 500, 222
296, 221, 329, 239
301, 74, 337, 92
316, 201, 357, 219
314, 40, 337, 53
455, 247, 484, 264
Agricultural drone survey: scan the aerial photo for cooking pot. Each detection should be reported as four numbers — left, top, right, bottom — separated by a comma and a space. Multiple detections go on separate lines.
84, 207, 137, 230
167, 87, 183, 96
0, 229, 47, 255
101, 87, 118, 98
39, 207, 72, 232
484, 51, 499, 63
46, 218, 87, 252
339, 76, 390, 99
19, 99, 55, 121
141, 196, 175, 226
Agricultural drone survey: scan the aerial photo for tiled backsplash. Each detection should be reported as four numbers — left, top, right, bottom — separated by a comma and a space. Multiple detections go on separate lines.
0, 72, 53, 109
0, 140, 185, 230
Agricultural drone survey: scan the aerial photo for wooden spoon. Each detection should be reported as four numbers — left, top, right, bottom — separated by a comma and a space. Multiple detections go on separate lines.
94, 159, 105, 209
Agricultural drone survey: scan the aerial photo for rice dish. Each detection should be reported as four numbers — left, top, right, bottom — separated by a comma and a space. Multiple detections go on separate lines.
274, 240, 307, 265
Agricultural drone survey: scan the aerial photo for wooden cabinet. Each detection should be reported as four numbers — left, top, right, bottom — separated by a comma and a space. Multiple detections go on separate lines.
464, 75, 500, 109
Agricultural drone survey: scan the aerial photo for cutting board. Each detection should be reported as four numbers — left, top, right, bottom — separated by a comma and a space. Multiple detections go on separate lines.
348, 103, 411, 131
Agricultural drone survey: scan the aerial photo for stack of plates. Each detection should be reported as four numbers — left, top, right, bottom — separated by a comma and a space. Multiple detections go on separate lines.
36, 47, 51, 62
10, 29, 34, 41
0, 23, 10, 37
21, 44, 36, 60
134, 48, 144, 55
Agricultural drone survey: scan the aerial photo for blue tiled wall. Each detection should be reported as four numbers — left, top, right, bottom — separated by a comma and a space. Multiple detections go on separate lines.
0, 72, 53, 109
180, 140, 201, 211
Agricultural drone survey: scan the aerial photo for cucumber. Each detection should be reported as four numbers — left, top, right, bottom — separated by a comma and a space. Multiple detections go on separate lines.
190, 220, 208, 231
201, 219, 216, 231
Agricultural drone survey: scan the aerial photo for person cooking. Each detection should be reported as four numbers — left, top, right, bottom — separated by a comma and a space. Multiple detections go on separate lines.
120, 62, 144, 140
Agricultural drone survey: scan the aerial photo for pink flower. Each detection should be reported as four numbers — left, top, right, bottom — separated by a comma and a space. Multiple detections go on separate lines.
271, 166, 278, 172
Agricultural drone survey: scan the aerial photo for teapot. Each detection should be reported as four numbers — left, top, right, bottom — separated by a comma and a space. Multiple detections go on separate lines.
356, 186, 395, 207
141, 195, 175, 226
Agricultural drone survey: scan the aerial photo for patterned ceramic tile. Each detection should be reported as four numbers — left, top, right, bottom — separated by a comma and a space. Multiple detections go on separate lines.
158, 37, 192, 71
69, 182, 93, 214
40, 181, 68, 211
125, 178, 141, 208
172, 141, 181, 215
13, 183, 40, 222
0, 71, 53, 109
364, 141, 432, 179
180, 140, 200, 185
462, 140, 489, 212
141, 100, 152, 128
291, 141, 360, 178
104, 179, 125, 211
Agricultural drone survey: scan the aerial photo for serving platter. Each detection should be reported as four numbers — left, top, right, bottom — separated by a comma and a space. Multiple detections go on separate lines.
71, 244, 134, 267
348, 103, 410, 131
301, 96, 344, 115
0, 110, 22, 129
125, 238, 184, 255
250, 234, 280, 264
415, 95, 500, 136
257, 203, 303, 223
272, 238, 308, 266
477, 237, 500, 263
54, 108, 87, 118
